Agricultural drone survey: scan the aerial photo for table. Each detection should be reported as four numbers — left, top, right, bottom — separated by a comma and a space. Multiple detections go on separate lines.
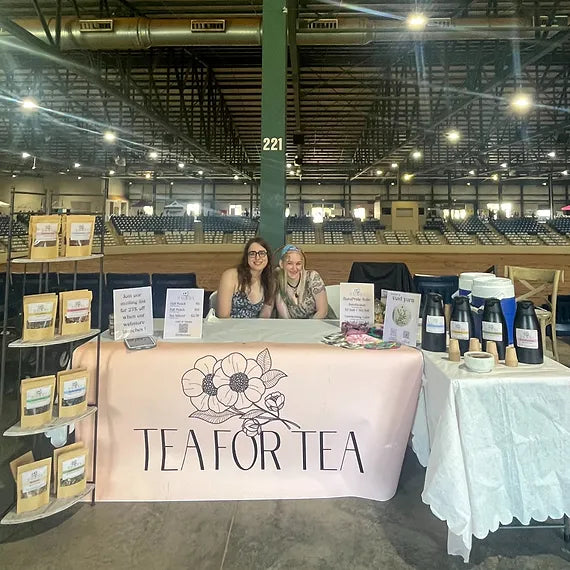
412, 351, 570, 562
75, 319, 423, 503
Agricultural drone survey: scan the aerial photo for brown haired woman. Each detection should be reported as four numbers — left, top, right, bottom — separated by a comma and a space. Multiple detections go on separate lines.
217, 237, 275, 318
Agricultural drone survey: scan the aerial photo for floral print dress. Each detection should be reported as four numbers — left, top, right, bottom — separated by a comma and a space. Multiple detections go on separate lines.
280, 270, 326, 319
230, 291, 264, 318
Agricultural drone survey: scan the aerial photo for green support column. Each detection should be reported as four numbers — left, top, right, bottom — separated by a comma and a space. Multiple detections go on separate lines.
258, 0, 287, 252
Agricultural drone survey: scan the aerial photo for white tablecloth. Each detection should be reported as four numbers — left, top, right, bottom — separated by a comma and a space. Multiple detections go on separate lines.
412, 351, 570, 561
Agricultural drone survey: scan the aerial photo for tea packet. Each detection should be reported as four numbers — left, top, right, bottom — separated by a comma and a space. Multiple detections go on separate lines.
9, 451, 34, 480
22, 293, 57, 342
29, 215, 60, 260
56, 446, 88, 499
64, 215, 95, 258
16, 457, 52, 514
20, 375, 56, 428
57, 368, 89, 418
59, 290, 92, 336
53, 442, 84, 492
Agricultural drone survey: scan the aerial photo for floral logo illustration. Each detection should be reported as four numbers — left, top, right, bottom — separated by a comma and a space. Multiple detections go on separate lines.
181, 349, 300, 437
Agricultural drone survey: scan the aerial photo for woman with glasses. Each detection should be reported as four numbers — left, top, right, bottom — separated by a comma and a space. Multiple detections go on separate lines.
216, 237, 275, 318
275, 245, 329, 319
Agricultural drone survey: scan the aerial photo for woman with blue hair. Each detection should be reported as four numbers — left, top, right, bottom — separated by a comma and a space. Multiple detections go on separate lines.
275, 245, 328, 319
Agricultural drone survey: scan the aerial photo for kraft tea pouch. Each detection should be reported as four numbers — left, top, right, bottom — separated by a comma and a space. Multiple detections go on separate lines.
56, 446, 88, 499
23, 293, 57, 342
29, 215, 60, 260
64, 215, 95, 257
57, 368, 89, 417
20, 375, 56, 428
16, 457, 52, 514
53, 442, 84, 492
9, 451, 34, 481
59, 290, 92, 336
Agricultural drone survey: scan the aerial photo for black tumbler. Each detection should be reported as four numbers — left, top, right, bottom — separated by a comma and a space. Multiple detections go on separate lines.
481, 297, 508, 359
514, 300, 543, 364
422, 292, 446, 352
450, 296, 474, 355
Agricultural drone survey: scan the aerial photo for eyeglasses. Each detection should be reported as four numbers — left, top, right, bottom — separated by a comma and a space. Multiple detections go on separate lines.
248, 250, 267, 259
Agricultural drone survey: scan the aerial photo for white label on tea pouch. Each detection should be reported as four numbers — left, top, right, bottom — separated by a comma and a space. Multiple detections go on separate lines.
22, 465, 48, 494
66, 299, 90, 319
35, 222, 58, 241
25, 385, 52, 410
482, 321, 503, 342
516, 328, 539, 349
425, 315, 445, 334
61, 455, 86, 482
62, 377, 87, 403
70, 222, 92, 242
28, 302, 54, 315
450, 320, 470, 340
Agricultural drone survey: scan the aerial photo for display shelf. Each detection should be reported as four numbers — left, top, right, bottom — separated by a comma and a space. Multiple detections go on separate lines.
3, 405, 97, 437
11, 253, 103, 264
9, 329, 101, 348
0, 484, 94, 525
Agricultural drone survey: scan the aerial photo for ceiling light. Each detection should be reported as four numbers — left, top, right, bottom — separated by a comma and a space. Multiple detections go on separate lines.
542, 182, 547, 186
467, 182, 471, 186
391, 162, 398, 169
22, 152, 30, 159
390, 182, 395, 186
103, 131, 116, 142
446, 129, 460, 142
233, 174, 239, 180
77, 176, 82, 180
468, 169, 475, 175
11, 173, 16, 178
178, 162, 185, 169
548, 151, 556, 158
145, 173, 151, 179
562, 170, 568, 176
318, 181, 321, 185
491, 173, 499, 181
376, 169, 383, 176
510, 92, 532, 114
289, 170, 295, 176
20, 97, 38, 110
500, 163, 508, 168
412, 150, 422, 160
109, 170, 115, 175
149, 151, 158, 159
198, 170, 204, 176
402, 173, 413, 182
243, 182, 247, 185
406, 13, 428, 30
74, 162, 80, 168
286, 163, 292, 168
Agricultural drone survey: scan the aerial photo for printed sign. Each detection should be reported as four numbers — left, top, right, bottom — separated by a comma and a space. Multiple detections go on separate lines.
339, 283, 375, 327
382, 290, 421, 346
113, 286, 154, 340
163, 289, 204, 340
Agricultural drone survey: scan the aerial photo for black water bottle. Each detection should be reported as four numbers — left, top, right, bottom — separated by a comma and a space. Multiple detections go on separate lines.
450, 296, 474, 355
481, 297, 508, 359
514, 300, 543, 364
422, 292, 446, 352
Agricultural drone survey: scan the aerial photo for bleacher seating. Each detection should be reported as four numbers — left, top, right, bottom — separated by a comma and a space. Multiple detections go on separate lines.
444, 231, 477, 245
491, 217, 546, 235
322, 218, 355, 233
286, 216, 315, 232
549, 217, 570, 236
201, 215, 257, 233
0, 215, 28, 236
416, 231, 442, 245
424, 218, 446, 233
452, 216, 490, 234
383, 231, 411, 245
362, 220, 385, 231
111, 215, 195, 235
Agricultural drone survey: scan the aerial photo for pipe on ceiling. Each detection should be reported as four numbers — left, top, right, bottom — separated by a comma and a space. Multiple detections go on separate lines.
3, 16, 535, 49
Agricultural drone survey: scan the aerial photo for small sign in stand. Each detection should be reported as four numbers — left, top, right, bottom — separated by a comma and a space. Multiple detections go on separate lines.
339, 283, 375, 327
382, 290, 421, 346
163, 289, 204, 339
113, 286, 154, 340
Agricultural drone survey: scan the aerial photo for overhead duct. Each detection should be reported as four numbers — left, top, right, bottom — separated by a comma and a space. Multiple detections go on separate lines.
2, 16, 537, 49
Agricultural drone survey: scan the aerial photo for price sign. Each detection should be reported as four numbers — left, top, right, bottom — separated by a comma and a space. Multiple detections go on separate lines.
163, 289, 204, 340
113, 286, 153, 340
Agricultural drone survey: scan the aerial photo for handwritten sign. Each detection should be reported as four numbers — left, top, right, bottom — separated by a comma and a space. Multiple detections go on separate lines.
163, 289, 204, 340
339, 283, 375, 327
382, 290, 421, 346
113, 286, 153, 340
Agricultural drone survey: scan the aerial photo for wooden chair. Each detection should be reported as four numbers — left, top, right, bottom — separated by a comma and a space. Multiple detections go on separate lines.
505, 266, 564, 361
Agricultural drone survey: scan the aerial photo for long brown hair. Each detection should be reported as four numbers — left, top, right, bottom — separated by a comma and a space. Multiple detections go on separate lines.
237, 237, 275, 303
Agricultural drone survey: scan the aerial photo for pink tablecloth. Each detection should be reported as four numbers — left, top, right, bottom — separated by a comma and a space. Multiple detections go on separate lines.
76, 338, 422, 502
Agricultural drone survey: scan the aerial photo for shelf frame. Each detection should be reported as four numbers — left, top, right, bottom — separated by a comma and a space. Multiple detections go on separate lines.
3, 405, 97, 436
9, 329, 101, 349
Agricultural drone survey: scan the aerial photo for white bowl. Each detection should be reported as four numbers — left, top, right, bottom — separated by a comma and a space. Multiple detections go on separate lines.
464, 351, 495, 373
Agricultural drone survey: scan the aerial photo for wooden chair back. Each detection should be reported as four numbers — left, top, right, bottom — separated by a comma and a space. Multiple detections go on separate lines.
505, 266, 564, 316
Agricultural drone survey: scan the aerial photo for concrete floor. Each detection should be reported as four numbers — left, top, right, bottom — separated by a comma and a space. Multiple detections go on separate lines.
0, 340, 569, 570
